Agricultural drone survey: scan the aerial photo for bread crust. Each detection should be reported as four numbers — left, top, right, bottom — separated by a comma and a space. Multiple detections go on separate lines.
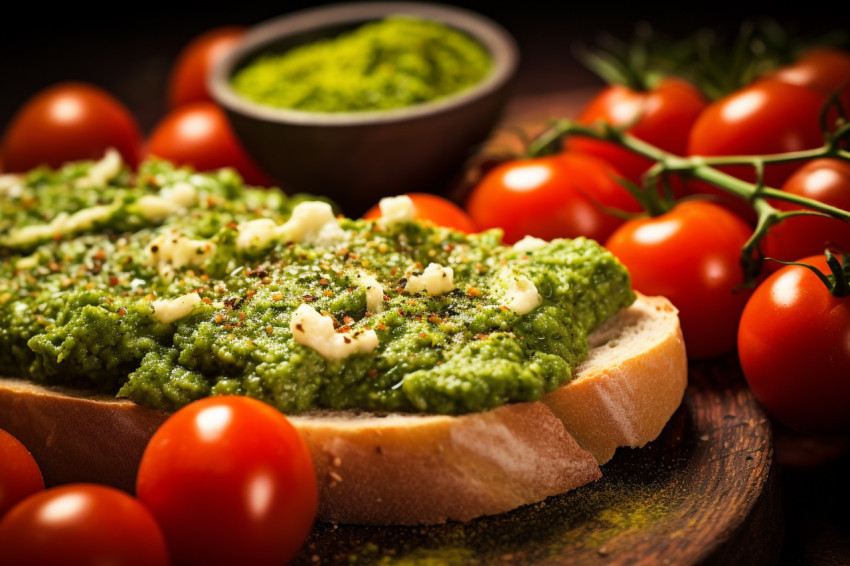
0, 293, 687, 525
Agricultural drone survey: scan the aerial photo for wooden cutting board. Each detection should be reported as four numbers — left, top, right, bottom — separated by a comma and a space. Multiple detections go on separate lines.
291, 356, 779, 565
289, 91, 781, 566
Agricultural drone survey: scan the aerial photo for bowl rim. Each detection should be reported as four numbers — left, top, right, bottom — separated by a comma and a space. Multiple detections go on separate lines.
209, 1, 519, 126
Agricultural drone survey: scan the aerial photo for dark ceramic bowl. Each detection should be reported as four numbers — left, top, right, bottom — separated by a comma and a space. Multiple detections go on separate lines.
209, 2, 519, 216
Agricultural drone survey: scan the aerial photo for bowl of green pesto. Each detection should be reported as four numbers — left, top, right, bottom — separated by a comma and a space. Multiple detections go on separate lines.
209, 2, 519, 216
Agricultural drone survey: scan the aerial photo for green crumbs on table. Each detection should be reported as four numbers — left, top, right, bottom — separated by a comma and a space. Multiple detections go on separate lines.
230, 16, 493, 112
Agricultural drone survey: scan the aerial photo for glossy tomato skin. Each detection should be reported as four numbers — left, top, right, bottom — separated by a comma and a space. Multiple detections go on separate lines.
465, 152, 640, 244
764, 47, 850, 112
168, 26, 246, 108
136, 396, 318, 566
738, 254, 850, 434
762, 158, 850, 269
362, 192, 477, 232
0, 484, 169, 566
687, 80, 830, 205
145, 101, 273, 186
605, 200, 753, 359
0, 428, 44, 519
1, 82, 143, 172
565, 78, 707, 186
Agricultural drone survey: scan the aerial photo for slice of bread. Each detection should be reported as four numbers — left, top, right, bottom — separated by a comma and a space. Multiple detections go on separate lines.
0, 293, 687, 525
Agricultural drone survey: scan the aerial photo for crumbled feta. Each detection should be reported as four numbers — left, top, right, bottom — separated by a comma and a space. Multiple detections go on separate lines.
151, 293, 202, 323
378, 195, 415, 225
236, 201, 345, 251
290, 304, 378, 359
0, 174, 24, 198
512, 235, 549, 253
15, 254, 39, 270
75, 148, 123, 188
137, 182, 199, 221
503, 275, 542, 315
147, 232, 216, 277
279, 201, 345, 245
3, 205, 114, 247
359, 274, 384, 313
404, 263, 455, 296
236, 218, 279, 251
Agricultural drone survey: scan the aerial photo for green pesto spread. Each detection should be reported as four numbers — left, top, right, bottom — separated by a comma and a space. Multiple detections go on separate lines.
0, 155, 634, 415
230, 15, 492, 113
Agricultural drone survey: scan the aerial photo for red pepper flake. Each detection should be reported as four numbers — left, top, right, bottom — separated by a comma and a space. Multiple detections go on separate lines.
109, 276, 120, 286
224, 323, 233, 330
500, 305, 509, 311
348, 253, 359, 260
302, 294, 315, 303
466, 287, 481, 297
397, 308, 405, 316
338, 325, 351, 333
319, 278, 328, 285
85, 282, 95, 290
475, 333, 488, 340
116, 307, 127, 316
272, 293, 283, 301
238, 312, 246, 320
226, 222, 238, 229
202, 297, 212, 304
376, 323, 388, 331
93, 250, 106, 261
246, 290, 256, 299
368, 369, 378, 378
343, 316, 355, 325
418, 332, 427, 339
364, 312, 373, 318
428, 314, 442, 324
323, 289, 334, 297
214, 314, 224, 324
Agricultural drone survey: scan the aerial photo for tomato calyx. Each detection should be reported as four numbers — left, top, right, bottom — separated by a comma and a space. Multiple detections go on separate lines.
767, 249, 850, 297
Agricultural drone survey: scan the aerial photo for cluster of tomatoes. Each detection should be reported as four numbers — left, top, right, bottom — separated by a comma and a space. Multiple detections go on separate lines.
458, 46, 850, 437
0, 397, 318, 566
0, 27, 272, 186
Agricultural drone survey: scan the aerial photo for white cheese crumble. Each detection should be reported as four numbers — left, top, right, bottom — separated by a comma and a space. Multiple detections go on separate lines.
137, 182, 198, 221
0, 174, 24, 198
404, 263, 455, 296
378, 195, 415, 225
503, 274, 542, 315
147, 232, 216, 277
290, 304, 379, 359
236, 201, 345, 251
151, 293, 202, 323
75, 148, 123, 188
512, 235, 549, 253
359, 274, 384, 313
3, 205, 114, 247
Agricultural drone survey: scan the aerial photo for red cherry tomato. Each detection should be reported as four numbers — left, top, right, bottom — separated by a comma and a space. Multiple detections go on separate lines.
605, 200, 753, 359
1, 82, 143, 172
362, 192, 478, 232
764, 47, 850, 112
738, 254, 850, 434
564, 78, 707, 186
465, 152, 640, 244
0, 428, 44, 519
136, 396, 318, 566
0, 484, 169, 566
168, 26, 246, 109
687, 80, 831, 216
145, 101, 273, 186
762, 158, 850, 269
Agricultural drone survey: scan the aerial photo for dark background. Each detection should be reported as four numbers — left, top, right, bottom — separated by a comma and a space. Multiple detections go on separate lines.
0, 1, 840, 135
1, 3, 849, 563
